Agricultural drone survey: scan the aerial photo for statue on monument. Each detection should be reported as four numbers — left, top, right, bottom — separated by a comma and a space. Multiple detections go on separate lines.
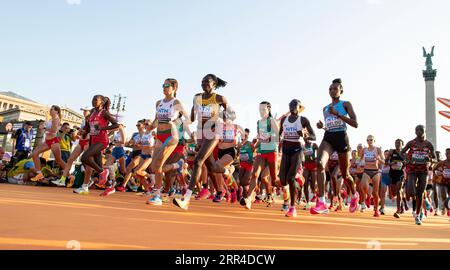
423, 46, 435, 71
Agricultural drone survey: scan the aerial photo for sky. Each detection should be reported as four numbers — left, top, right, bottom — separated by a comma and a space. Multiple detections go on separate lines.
0, 0, 449, 153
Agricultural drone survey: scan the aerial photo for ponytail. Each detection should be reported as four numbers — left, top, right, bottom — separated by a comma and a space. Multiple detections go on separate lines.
206, 74, 227, 89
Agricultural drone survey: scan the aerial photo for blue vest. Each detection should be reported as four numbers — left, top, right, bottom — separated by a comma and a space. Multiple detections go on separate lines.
323, 101, 348, 132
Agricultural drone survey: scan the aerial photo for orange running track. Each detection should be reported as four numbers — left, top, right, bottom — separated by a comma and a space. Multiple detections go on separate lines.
0, 184, 449, 250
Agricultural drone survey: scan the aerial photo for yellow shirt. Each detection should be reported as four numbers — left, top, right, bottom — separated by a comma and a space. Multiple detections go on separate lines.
59, 132, 72, 152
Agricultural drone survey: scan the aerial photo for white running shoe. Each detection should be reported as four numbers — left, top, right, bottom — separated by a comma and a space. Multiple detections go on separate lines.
52, 179, 66, 187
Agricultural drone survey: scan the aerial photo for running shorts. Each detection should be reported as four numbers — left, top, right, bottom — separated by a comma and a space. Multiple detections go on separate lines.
323, 131, 350, 153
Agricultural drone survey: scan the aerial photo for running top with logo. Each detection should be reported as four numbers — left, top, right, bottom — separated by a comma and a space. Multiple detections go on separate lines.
194, 93, 220, 123
405, 140, 433, 174
221, 123, 237, 144
156, 98, 178, 124
389, 150, 404, 171
89, 109, 109, 148
239, 141, 254, 164
363, 148, 378, 167
282, 115, 303, 143
323, 101, 348, 132
328, 151, 339, 168
440, 162, 450, 185
133, 132, 153, 147
257, 117, 278, 154
113, 131, 123, 144
303, 143, 316, 163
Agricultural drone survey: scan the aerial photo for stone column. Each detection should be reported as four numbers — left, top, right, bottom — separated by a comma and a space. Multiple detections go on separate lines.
423, 69, 437, 149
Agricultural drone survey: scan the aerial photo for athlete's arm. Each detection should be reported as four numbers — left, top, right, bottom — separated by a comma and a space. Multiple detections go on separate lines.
428, 142, 436, 162
301, 116, 316, 141
100, 111, 119, 131
217, 95, 228, 122
340, 101, 358, 128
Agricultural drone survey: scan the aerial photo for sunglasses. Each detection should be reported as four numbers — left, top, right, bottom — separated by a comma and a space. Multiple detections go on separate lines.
367, 139, 374, 141
162, 83, 172, 88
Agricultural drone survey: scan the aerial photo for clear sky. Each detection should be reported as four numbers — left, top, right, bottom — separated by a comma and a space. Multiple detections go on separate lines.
0, 0, 449, 153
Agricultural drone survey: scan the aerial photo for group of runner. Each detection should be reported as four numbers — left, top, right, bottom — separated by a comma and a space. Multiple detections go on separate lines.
22, 75, 450, 225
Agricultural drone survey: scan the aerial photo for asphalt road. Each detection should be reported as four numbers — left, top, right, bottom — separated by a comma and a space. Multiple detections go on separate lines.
0, 184, 449, 250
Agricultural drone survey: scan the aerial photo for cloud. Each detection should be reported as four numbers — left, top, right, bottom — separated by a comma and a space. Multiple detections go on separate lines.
66, 0, 81, 5
366, 0, 382, 5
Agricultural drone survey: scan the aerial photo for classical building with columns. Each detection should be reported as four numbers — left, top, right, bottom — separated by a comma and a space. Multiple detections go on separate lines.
0, 91, 84, 153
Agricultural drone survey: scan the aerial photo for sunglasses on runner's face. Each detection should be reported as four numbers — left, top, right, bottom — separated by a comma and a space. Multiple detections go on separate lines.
162, 83, 172, 88
367, 139, 373, 142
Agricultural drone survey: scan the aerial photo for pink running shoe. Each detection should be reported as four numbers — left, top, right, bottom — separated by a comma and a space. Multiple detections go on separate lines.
195, 188, 210, 200
98, 169, 110, 186
116, 185, 126, 192
286, 207, 297, 217
100, 187, 115, 197
373, 210, 380, 217
349, 193, 359, 213
310, 201, 329, 215
311, 194, 318, 203
207, 194, 215, 200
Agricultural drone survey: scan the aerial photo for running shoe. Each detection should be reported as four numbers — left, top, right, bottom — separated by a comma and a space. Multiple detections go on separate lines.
100, 187, 115, 196
52, 178, 66, 187
30, 173, 44, 182
116, 185, 126, 192
168, 187, 176, 197
415, 215, 422, 225
230, 190, 237, 204
263, 194, 274, 207
360, 203, 366, 213
373, 210, 380, 217
394, 212, 401, 218
213, 193, 224, 203
419, 211, 425, 221
98, 169, 110, 186
239, 197, 246, 207
380, 207, 385, 215
334, 205, 343, 212
285, 207, 297, 218
173, 197, 189, 210
311, 194, 318, 203
207, 194, 215, 200
425, 199, 431, 211
66, 175, 75, 188
303, 202, 311, 210
147, 195, 163, 206
195, 188, 210, 200
281, 203, 289, 212
310, 201, 329, 215
244, 197, 252, 210
73, 186, 89, 195
349, 193, 359, 213
254, 198, 262, 204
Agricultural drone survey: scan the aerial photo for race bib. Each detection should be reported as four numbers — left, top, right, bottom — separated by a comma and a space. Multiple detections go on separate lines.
222, 129, 234, 142
443, 169, 450, 179
412, 151, 427, 163
24, 139, 31, 148
200, 105, 212, 118
240, 153, 249, 162
391, 161, 403, 170
89, 121, 99, 136
325, 116, 344, 130
365, 152, 376, 162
